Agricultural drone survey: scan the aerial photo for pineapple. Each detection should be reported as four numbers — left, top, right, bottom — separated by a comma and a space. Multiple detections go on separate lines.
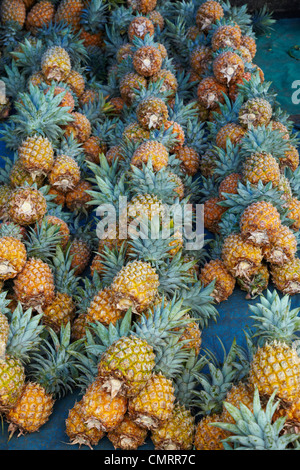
86, 287, 125, 328
262, 224, 297, 266
190, 45, 212, 77
175, 146, 200, 176
119, 73, 147, 106
131, 140, 169, 172
25, 1, 56, 34
65, 71, 85, 98
41, 46, 72, 82
0, 311, 9, 359
65, 180, 93, 214
237, 263, 269, 299
221, 233, 263, 279
48, 155, 81, 193
0, 304, 44, 412
107, 414, 148, 450
218, 173, 241, 200
80, 378, 127, 432
197, 76, 227, 110
65, 399, 105, 448
211, 25, 242, 51
150, 69, 178, 98
7, 187, 47, 226
40, 215, 70, 249
97, 334, 156, 398
127, 0, 157, 14
128, 373, 175, 430
55, 0, 84, 31
9, 160, 45, 189
239, 98, 273, 128
164, 121, 185, 152
6, 323, 83, 436
279, 145, 299, 172
215, 123, 246, 150
63, 112, 92, 143
212, 389, 299, 449
241, 35, 257, 59
136, 97, 169, 130
248, 290, 300, 402
204, 196, 227, 234
213, 51, 245, 86
69, 237, 92, 276
194, 414, 229, 450
221, 382, 255, 424
18, 135, 54, 178
110, 260, 160, 313
132, 46, 162, 77
286, 197, 300, 231
0, 224, 27, 281
242, 152, 280, 188
195, 0, 224, 33
0, 0, 26, 27
128, 16, 155, 41
82, 135, 106, 164
199, 259, 236, 303
239, 201, 282, 247
151, 403, 195, 450
270, 258, 300, 295
123, 122, 150, 144
13, 258, 55, 311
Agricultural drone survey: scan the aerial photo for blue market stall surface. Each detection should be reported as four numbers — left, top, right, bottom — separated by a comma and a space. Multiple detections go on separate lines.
0, 17, 300, 450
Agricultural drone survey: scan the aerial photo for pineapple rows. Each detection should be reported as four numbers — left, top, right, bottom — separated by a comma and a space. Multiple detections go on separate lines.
0, 0, 300, 452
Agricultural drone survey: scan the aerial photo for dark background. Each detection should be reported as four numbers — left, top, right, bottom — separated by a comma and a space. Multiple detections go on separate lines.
231, 0, 300, 17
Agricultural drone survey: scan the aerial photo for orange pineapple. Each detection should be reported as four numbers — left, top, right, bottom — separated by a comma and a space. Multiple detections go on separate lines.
204, 197, 227, 234
199, 259, 236, 303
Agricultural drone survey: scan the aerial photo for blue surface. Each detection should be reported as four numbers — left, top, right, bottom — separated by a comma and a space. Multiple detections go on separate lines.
0, 18, 300, 449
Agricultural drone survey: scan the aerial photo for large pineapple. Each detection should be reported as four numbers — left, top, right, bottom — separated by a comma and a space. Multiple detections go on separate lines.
0, 223, 27, 282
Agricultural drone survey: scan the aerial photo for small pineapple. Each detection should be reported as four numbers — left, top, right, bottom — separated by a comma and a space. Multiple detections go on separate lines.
197, 76, 227, 110
25, 1, 56, 34
239, 98, 273, 128
0, 223, 27, 282
221, 233, 263, 279
204, 197, 227, 234
48, 155, 81, 193
8, 187, 47, 226
131, 141, 169, 172
213, 51, 245, 86
194, 414, 229, 450
65, 399, 105, 449
199, 259, 236, 303
270, 258, 300, 295
41, 46, 72, 82
239, 201, 282, 247
262, 224, 297, 266
128, 16, 155, 41
136, 97, 169, 130
242, 152, 280, 188
132, 46, 162, 77
195, 1, 224, 33
107, 414, 148, 450
18, 135, 54, 178
86, 287, 125, 328
211, 25, 242, 51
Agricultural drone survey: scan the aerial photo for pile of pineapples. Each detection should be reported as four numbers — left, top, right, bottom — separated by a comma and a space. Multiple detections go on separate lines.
0, 0, 300, 451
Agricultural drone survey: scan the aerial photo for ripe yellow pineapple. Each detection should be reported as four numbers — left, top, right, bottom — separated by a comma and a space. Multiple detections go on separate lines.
211, 25, 242, 51
279, 145, 299, 172
262, 224, 297, 266
65, 70, 85, 98
55, 0, 84, 31
25, 1, 55, 34
151, 403, 195, 450
131, 140, 169, 172
0, 357, 26, 412
18, 135, 54, 178
270, 258, 300, 295
42, 292, 76, 333
0, 235, 27, 282
65, 399, 105, 449
195, 0, 224, 33
8, 187, 47, 226
239, 201, 282, 247
128, 16, 155, 41
218, 173, 241, 200
13, 258, 55, 311
82, 135, 107, 164
241, 35, 257, 59
128, 373, 175, 430
242, 152, 280, 188
175, 146, 200, 176
197, 76, 228, 110
136, 97, 169, 130
221, 233, 263, 279
80, 378, 127, 432
119, 73, 147, 105
48, 155, 81, 193
97, 334, 156, 398
6, 382, 54, 437
199, 259, 236, 303
204, 196, 227, 234
215, 123, 246, 150
63, 112, 91, 143
221, 382, 254, 424
239, 98, 273, 128
0, 0, 26, 27
9, 160, 45, 189
86, 287, 125, 328
69, 237, 92, 275
41, 46, 72, 82
194, 414, 229, 450
107, 414, 148, 450
132, 46, 162, 77
213, 51, 245, 86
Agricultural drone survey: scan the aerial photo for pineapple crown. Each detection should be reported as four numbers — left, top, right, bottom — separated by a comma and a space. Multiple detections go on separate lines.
24, 218, 65, 264
27, 323, 85, 398
73, 309, 133, 392
0, 221, 23, 240
97, 243, 128, 287
73, 271, 103, 315
0, 84, 74, 150
208, 94, 244, 136
213, 140, 243, 182
127, 159, 183, 204
9, 37, 45, 76
220, 0, 253, 34
178, 280, 219, 329
249, 289, 300, 348
6, 303, 45, 364
2, 62, 28, 101
36, 21, 88, 68
237, 71, 277, 105
239, 124, 292, 161
192, 338, 240, 416
153, 335, 191, 379
250, 4, 276, 36
131, 78, 173, 106
156, 252, 200, 297
78, 92, 115, 127
80, 0, 109, 35
50, 245, 80, 297
211, 388, 298, 450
